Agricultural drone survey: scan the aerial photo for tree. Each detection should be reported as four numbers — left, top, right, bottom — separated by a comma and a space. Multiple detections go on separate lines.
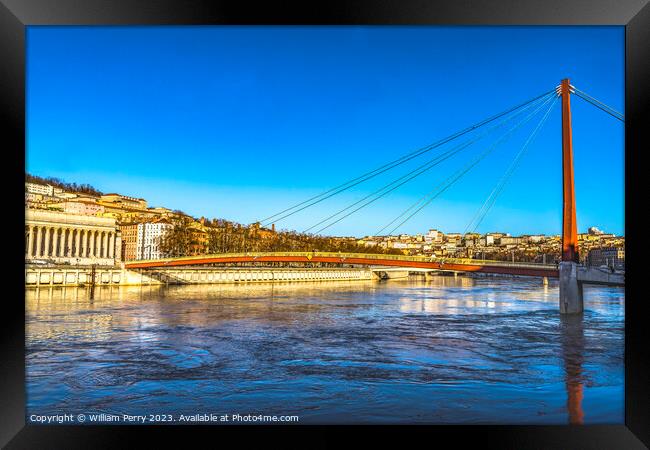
25, 172, 104, 197
159, 218, 194, 257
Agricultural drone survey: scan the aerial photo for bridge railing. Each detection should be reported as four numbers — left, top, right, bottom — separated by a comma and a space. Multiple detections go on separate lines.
129, 251, 557, 270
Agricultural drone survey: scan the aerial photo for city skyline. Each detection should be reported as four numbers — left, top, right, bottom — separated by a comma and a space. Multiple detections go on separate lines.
27, 26, 624, 236
25, 172, 623, 240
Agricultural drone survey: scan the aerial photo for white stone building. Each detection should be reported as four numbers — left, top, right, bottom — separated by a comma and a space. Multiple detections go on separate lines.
26, 182, 56, 197
136, 221, 173, 260
25, 209, 121, 266
54, 199, 105, 216
426, 229, 443, 243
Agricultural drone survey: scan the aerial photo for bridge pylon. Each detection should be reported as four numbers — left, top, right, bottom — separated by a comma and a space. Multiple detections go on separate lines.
559, 78, 583, 314
560, 78, 578, 263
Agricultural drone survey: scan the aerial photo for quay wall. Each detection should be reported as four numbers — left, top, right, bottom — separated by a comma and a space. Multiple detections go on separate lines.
25, 266, 376, 287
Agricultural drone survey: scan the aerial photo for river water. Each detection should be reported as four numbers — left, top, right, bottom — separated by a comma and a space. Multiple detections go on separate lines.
25, 276, 624, 424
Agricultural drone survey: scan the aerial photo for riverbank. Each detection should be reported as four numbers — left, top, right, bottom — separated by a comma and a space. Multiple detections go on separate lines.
25, 266, 376, 287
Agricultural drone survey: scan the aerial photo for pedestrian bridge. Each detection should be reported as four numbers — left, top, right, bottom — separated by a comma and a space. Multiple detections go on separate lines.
125, 251, 559, 278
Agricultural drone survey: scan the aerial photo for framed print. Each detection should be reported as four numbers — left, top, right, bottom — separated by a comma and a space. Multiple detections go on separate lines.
1, 0, 648, 448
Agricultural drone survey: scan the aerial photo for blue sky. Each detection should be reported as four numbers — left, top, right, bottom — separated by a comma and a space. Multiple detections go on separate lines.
26, 26, 624, 237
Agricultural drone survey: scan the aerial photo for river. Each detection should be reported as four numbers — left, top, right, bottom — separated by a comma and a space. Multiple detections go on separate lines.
25, 275, 624, 424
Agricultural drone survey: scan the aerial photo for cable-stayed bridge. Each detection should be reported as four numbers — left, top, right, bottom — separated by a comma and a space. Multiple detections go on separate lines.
128, 79, 624, 313
126, 251, 560, 277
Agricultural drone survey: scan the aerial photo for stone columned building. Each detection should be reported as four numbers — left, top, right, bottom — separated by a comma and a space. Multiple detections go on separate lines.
25, 209, 121, 266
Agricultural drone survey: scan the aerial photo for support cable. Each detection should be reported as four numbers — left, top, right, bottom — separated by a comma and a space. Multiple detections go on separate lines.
464, 95, 559, 234
312, 95, 553, 236
378, 93, 558, 237
571, 85, 624, 122
318, 93, 556, 236
258, 89, 557, 226
376, 93, 557, 237
302, 92, 555, 234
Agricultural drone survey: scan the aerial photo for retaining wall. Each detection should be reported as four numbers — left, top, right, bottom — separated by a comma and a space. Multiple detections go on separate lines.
25, 267, 376, 287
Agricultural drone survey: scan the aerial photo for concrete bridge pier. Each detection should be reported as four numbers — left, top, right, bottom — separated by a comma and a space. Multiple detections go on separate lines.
374, 270, 410, 280
559, 261, 583, 314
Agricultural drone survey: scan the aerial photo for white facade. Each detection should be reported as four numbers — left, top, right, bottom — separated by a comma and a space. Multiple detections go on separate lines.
26, 209, 121, 266
426, 229, 443, 243
26, 182, 56, 197
136, 222, 172, 260
25, 182, 74, 200
60, 201, 104, 216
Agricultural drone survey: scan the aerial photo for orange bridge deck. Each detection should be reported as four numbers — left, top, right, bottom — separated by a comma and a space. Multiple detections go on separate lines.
125, 252, 559, 278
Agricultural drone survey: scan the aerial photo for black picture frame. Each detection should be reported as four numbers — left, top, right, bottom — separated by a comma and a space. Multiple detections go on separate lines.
2, 1, 647, 448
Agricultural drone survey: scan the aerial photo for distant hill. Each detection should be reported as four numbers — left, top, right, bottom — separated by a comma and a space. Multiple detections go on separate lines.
25, 173, 103, 197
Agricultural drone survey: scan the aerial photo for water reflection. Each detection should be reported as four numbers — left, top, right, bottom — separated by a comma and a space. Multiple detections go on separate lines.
25, 276, 624, 424
560, 314, 585, 424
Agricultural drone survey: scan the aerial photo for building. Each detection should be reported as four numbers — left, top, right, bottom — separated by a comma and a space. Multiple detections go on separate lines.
426, 229, 443, 243
50, 199, 105, 216
25, 209, 121, 266
147, 206, 173, 217
25, 192, 42, 204
499, 236, 523, 245
25, 182, 80, 200
442, 244, 460, 256
119, 219, 172, 260
119, 224, 139, 261
188, 223, 209, 255
588, 226, 605, 235
96, 195, 165, 223
137, 220, 172, 259
54, 191, 78, 200
99, 193, 148, 210
26, 182, 58, 197
249, 222, 276, 240
359, 239, 378, 247
463, 237, 477, 247
587, 247, 625, 270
